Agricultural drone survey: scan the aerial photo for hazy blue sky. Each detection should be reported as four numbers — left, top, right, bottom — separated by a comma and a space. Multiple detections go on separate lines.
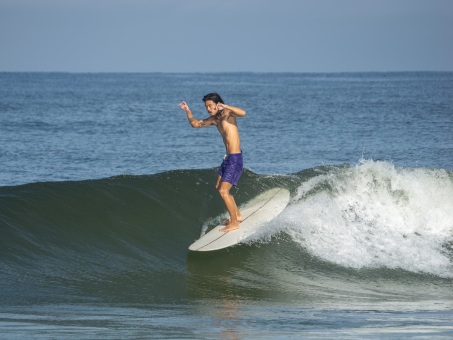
1, 0, 452, 72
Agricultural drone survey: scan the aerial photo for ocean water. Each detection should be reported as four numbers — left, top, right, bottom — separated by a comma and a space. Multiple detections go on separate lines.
1, 72, 453, 338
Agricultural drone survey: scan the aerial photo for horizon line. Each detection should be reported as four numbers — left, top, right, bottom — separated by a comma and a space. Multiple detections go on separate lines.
1, 70, 452, 74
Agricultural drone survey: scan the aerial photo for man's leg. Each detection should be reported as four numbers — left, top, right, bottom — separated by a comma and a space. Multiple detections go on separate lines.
217, 179, 242, 232
216, 176, 243, 226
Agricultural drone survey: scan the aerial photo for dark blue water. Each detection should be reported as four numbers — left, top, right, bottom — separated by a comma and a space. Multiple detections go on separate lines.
1, 72, 453, 338
1, 72, 452, 186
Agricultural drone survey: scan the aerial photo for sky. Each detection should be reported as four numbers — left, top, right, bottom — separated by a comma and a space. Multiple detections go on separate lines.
1, 0, 452, 73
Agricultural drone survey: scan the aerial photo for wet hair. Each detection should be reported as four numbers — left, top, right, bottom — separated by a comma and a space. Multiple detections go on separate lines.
202, 93, 224, 104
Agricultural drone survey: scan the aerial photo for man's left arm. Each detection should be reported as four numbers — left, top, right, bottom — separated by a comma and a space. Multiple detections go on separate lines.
217, 103, 246, 118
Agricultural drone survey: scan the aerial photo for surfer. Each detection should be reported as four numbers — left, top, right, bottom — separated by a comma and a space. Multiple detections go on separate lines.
178, 93, 246, 232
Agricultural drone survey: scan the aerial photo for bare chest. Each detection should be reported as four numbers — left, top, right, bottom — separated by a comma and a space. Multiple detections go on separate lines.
216, 116, 238, 135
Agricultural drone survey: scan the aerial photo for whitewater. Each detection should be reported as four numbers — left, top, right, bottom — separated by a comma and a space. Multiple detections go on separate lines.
283, 160, 453, 277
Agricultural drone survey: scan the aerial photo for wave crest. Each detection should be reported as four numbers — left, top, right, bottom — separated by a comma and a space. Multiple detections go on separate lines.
282, 160, 453, 277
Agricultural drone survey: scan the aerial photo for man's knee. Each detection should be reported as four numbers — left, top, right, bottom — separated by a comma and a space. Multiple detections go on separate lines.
218, 186, 230, 198
215, 177, 221, 190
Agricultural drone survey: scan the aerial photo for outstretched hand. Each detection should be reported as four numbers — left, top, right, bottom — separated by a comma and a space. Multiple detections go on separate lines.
178, 101, 190, 113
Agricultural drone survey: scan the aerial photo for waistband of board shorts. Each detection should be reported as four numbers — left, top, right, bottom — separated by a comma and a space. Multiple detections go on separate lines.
223, 151, 242, 159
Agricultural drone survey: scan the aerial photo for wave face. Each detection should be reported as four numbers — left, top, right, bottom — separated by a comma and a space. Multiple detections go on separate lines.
1, 161, 452, 306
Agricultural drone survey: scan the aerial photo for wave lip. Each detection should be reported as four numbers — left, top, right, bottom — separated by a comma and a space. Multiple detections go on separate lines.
281, 160, 453, 278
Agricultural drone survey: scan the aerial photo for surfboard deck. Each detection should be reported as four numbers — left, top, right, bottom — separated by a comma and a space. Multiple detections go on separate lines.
189, 188, 290, 252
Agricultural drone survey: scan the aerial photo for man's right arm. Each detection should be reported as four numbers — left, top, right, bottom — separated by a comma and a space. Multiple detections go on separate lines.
179, 101, 216, 128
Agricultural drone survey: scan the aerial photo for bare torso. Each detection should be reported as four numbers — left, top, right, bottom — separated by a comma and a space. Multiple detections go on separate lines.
215, 111, 241, 154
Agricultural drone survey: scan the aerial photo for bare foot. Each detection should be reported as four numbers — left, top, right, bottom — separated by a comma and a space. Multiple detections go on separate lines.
219, 222, 240, 232
222, 217, 244, 225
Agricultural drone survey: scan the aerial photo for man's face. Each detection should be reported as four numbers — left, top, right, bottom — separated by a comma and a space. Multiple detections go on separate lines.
204, 100, 218, 115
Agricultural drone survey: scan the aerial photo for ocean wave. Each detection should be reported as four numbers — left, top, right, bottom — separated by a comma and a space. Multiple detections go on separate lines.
1, 161, 452, 290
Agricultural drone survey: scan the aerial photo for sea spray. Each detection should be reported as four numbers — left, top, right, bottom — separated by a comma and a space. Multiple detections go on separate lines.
282, 160, 453, 277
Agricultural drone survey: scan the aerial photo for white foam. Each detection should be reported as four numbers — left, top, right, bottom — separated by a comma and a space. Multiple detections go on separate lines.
281, 160, 453, 277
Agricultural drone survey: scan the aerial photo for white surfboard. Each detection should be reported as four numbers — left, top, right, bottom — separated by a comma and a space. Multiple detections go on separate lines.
189, 188, 290, 252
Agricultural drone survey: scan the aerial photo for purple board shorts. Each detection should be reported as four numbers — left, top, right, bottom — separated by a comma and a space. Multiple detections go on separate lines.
217, 152, 243, 186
